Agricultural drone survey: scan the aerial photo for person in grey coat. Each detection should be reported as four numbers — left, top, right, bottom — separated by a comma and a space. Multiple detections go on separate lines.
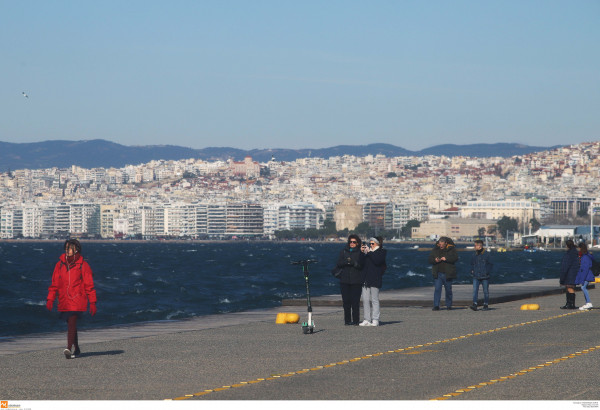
470, 239, 493, 311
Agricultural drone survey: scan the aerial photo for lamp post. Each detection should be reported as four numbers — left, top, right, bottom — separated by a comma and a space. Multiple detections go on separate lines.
590, 202, 599, 246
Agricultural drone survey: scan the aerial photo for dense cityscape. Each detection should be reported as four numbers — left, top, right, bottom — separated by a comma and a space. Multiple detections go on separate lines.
1, 141, 599, 242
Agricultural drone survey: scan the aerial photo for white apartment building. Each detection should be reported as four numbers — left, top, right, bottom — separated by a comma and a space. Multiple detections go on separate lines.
278, 203, 324, 231
460, 199, 540, 224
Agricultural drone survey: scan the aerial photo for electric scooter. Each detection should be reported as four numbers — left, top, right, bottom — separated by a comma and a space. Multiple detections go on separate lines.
291, 259, 317, 334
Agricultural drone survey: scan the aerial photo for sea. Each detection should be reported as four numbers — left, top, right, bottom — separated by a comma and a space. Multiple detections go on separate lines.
0, 241, 565, 338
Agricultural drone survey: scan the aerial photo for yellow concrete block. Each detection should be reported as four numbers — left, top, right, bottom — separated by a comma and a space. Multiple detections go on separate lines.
520, 304, 540, 310
275, 312, 300, 324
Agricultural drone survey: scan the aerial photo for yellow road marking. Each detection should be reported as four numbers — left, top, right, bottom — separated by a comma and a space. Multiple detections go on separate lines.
431, 344, 599, 400
170, 309, 588, 400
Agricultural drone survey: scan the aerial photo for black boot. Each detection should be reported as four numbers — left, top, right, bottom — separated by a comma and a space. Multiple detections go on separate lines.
560, 293, 570, 309
569, 293, 578, 309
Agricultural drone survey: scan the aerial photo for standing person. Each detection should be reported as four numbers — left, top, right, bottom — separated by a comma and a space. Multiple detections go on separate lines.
47, 239, 97, 359
559, 239, 579, 309
470, 239, 493, 311
429, 236, 459, 311
335, 234, 365, 325
359, 237, 387, 327
576, 242, 594, 310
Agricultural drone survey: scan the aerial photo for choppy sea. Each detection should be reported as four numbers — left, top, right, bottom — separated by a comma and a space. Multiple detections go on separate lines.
0, 241, 565, 337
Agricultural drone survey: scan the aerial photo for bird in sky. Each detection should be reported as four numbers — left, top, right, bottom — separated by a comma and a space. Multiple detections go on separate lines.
22, 91, 28, 98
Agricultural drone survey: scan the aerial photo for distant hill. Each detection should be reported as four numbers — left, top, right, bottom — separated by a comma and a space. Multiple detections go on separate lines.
0, 139, 560, 170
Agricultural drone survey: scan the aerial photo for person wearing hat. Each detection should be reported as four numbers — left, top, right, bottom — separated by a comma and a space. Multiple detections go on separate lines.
46, 239, 97, 359
359, 237, 387, 326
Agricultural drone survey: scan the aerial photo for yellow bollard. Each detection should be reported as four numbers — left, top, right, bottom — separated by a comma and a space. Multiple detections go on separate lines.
520, 304, 540, 310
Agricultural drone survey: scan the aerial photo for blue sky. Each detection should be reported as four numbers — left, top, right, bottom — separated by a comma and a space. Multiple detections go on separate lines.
1, 0, 598, 150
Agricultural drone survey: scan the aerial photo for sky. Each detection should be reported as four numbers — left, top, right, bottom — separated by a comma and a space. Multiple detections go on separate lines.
1, 0, 598, 151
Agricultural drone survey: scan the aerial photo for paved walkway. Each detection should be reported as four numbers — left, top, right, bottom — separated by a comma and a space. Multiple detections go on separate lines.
1, 280, 599, 401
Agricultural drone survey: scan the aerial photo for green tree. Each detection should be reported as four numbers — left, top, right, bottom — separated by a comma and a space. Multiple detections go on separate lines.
529, 218, 541, 232
401, 219, 420, 238
497, 216, 519, 235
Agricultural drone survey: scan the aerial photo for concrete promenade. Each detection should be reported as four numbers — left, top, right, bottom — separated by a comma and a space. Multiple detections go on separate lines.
1, 279, 599, 401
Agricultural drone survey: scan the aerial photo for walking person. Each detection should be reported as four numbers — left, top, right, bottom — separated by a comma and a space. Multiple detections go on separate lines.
429, 236, 458, 310
576, 242, 594, 310
559, 239, 579, 309
335, 234, 365, 325
470, 239, 493, 311
359, 237, 387, 326
46, 239, 97, 359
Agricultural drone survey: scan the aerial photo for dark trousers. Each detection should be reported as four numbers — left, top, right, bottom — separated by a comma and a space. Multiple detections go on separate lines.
340, 283, 362, 324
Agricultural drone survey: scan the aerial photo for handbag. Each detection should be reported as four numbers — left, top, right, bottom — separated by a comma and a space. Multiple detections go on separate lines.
331, 266, 343, 278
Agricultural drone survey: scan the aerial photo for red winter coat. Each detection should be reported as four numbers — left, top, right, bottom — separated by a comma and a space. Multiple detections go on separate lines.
47, 254, 97, 312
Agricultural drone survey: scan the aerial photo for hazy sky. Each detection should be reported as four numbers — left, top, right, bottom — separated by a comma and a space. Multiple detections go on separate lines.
2, 0, 598, 150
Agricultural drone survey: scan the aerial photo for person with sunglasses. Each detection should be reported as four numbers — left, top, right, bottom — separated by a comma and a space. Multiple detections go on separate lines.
359, 237, 387, 326
335, 234, 366, 325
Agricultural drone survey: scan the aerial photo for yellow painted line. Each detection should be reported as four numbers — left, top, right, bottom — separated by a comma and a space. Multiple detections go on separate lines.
170, 309, 589, 400
431, 342, 599, 400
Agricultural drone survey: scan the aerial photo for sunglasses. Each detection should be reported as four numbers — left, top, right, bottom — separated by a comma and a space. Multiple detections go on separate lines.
369, 242, 375, 245
349, 240, 358, 244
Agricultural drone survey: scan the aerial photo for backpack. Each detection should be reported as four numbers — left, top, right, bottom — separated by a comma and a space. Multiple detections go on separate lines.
589, 255, 600, 276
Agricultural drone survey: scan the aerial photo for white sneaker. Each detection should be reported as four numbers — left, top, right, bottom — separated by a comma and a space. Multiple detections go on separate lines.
579, 303, 593, 310
370, 320, 379, 326
63, 348, 74, 359
359, 320, 371, 326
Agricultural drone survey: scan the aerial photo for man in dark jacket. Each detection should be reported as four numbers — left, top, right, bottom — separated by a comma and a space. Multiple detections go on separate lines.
470, 239, 493, 311
429, 236, 459, 310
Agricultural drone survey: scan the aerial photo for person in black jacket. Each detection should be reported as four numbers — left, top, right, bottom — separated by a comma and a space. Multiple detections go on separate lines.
429, 236, 459, 310
359, 237, 387, 326
559, 239, 579, 309
335, 234, 365, 325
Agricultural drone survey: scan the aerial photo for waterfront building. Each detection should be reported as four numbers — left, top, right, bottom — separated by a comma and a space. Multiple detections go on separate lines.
460, 199, 540, 224
278, 203, 324, 231
411, 218, 497, 240
334, 198, 363, 231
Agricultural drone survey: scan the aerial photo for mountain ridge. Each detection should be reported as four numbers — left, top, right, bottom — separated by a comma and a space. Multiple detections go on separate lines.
0, 139, 561, 170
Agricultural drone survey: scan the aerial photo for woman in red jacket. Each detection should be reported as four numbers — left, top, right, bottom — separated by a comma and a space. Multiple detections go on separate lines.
46, 239, 97, 359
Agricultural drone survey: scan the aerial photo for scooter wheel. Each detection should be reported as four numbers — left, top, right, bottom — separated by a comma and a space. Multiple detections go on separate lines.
302, 326, 309, 334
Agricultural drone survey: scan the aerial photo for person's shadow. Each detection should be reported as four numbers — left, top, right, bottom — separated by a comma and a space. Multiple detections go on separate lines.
78, 350, 125, 358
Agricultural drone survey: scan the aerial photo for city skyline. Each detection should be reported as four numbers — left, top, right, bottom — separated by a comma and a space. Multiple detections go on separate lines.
2, 1, 598, 151
2, 140, 599, 240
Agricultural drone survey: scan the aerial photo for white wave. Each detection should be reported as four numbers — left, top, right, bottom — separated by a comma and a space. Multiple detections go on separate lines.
167, 311, 186, 320
6, 260, 13, 264
308, 247, 315, 251
131, 271, 142, 277
22, 299, 45, 306
239, 262, 247, 267
185, 249, 197, 252
135, 308, 161, 314
219, 298, 231, 304
405, 270, 425, 278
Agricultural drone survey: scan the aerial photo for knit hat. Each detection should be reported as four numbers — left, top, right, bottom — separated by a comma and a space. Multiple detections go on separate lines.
369, 237, 380, 245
